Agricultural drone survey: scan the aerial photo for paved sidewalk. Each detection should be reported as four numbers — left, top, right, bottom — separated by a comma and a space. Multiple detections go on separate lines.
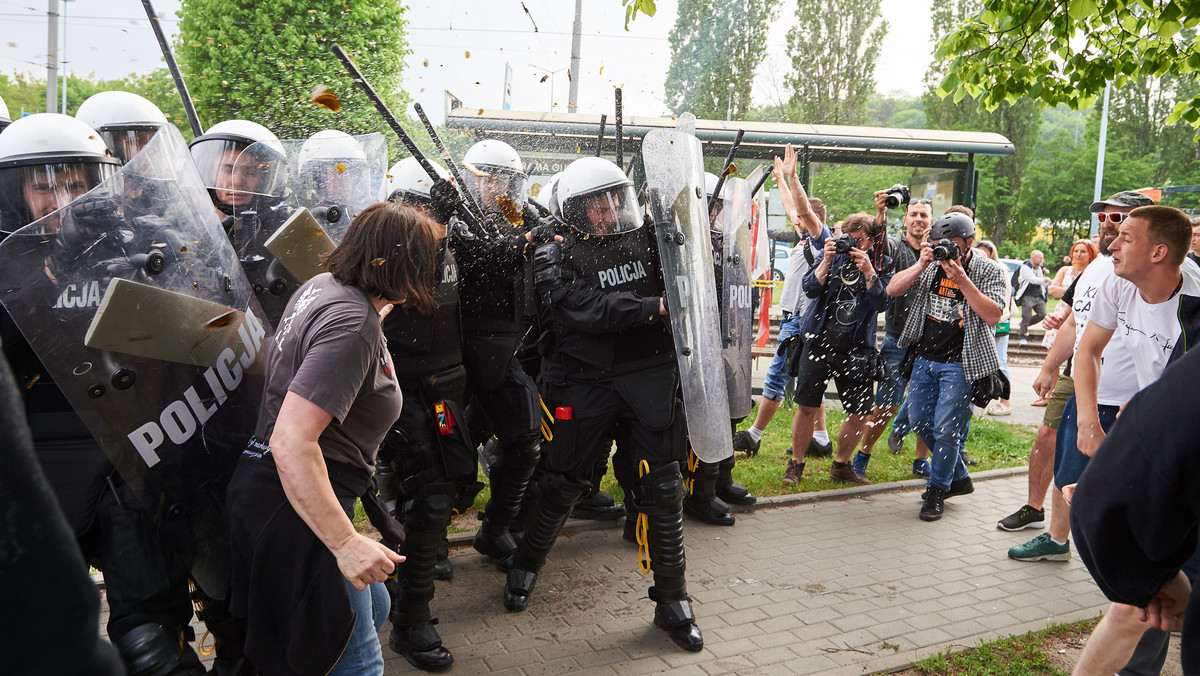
380, 471, 1106, 675
97, 471, 1111, 674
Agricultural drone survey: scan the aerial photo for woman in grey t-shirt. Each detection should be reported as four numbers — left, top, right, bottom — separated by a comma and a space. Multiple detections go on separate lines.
227, 202, 440, 675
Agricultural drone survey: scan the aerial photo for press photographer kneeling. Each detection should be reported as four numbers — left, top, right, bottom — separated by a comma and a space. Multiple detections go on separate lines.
781, 213, 893, 486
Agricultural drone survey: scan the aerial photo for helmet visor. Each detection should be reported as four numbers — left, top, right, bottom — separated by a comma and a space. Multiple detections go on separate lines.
0, 161, 115, 234
463, 165, 526, 222
102, 128, 159, 164
300, 159, 373, 208
563, 184, 642, 237
190, 138, 285, 210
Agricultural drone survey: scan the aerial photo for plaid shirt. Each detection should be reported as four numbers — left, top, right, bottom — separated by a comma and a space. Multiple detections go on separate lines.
898, 253, 1006, 382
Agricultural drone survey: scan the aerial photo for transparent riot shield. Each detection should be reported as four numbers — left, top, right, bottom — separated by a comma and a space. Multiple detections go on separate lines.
745, 165, 771, 281
721, 177, 754, 420
0, 125, 271, 598
286, 132, 389, 244
641, 127, 733, 463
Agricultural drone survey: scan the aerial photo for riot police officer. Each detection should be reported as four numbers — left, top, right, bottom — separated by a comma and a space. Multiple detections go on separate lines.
0, 114, 210, 675
295, 129, 382, 239
678, 173, 756, 526
189, 119, 297, 324
513, 156, 703, 652
75, 91, 169, 163
455, 140, 545, 569
378, 158, 480, 671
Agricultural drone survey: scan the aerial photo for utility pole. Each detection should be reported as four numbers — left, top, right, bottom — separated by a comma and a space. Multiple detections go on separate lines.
46, 0, 59, 113
61, 0, 72, 114
1091, 82, 1112, 238
569, 0, 581, 113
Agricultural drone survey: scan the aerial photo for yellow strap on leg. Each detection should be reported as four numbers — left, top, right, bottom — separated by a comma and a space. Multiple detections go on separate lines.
188, 580, 216, 656
637, 459, 651, 575
539, 396, 554, 441
685, 448, 698, 495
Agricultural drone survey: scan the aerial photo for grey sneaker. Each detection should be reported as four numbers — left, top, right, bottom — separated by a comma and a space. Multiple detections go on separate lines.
887, 430, 904, 454
1008, 532, 1070, 562
997, 505, 1046, 531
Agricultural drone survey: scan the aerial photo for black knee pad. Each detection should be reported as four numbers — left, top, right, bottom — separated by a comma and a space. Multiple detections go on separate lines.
634, 462, 684, 514
115, 622, 203, 676
400, 483, 456, 533
536, 471, 591, 508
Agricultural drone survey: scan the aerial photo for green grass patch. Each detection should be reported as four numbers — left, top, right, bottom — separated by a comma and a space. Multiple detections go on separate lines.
723, 400, 1033, 498
908, 617, 1099, 675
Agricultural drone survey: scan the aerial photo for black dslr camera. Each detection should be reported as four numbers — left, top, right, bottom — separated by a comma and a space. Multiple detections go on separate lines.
884, 184, 911, 209
833, 233, 859, 255
931, 238, 961, 261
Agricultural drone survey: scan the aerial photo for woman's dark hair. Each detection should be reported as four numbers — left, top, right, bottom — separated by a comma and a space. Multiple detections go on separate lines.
841, 212, 878, 238
324, 201, 439, 314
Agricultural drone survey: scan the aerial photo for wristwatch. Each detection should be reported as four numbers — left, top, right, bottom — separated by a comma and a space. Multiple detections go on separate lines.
865, 273, 878, 286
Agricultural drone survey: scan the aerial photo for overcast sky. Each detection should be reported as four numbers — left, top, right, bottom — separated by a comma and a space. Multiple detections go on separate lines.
0, 0, 934, 124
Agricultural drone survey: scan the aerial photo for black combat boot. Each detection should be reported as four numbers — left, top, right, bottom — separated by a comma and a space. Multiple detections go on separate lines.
681, 453, 734, 526
390, 484, 456, 671
635, 462, 704, 652
474, 440, 540, 569
715, 454, 756, 506
503, 473, 590, 612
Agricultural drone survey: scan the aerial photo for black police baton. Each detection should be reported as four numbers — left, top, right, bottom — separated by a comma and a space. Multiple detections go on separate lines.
751, 167, 772, 197
411, 102, 495, 236
330, 44, 492, 240
140, 0, 202, 137
708, 128, 745, 214
595, 114, 607, 158
614, 88, 625, 170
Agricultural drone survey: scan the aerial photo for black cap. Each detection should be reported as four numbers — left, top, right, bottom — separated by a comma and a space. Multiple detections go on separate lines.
1089, 190, 1155, 213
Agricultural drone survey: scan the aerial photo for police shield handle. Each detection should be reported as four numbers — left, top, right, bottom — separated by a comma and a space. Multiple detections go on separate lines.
263, 207, 336, 283
85, 278, 268, 371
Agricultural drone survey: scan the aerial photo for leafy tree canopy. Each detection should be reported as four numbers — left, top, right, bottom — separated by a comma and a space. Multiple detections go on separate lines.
176, 1, 411, 151
934, 0, 1200, 127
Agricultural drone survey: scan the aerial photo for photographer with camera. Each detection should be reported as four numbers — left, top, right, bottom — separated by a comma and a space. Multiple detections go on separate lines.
887, 212, 1006, 522
779, 213, 893, 486
858, 187, 934, 479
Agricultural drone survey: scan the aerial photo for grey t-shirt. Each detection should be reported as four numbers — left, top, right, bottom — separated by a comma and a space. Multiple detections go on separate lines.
256, 272, 402, 477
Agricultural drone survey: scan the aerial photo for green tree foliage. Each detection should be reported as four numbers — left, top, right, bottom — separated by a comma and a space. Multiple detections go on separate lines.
923, 0, 1040, 247
785, 0, 888, 125
664, 0, 776, 119
933, 0, 1200, 128
176, 1, 411, 147
810, 163, 910, 226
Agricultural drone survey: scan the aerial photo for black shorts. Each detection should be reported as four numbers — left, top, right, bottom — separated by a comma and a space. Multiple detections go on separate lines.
792, 341, 875, 416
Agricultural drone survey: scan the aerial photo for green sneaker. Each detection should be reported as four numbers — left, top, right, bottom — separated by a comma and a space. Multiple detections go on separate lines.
1008, 532, 1070, 562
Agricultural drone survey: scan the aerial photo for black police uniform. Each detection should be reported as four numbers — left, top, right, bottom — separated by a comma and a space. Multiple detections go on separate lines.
218, 202, 300, 328
378, 238, 482, 668
0, 259, 218, 674
505, 221, 702, 651
453, 207, 543, 563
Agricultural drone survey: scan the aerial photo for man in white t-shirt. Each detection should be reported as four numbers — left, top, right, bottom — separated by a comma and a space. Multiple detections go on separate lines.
1007, 198, 1141, 562
1067, 204, 1200, 675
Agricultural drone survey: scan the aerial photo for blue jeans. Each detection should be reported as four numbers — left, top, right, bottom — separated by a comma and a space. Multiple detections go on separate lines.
328, 580, 390, 676
906, 357, 972, 492
874, 333, 909, 407
762, 313, 804, 401
994, 333, 1011, 382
